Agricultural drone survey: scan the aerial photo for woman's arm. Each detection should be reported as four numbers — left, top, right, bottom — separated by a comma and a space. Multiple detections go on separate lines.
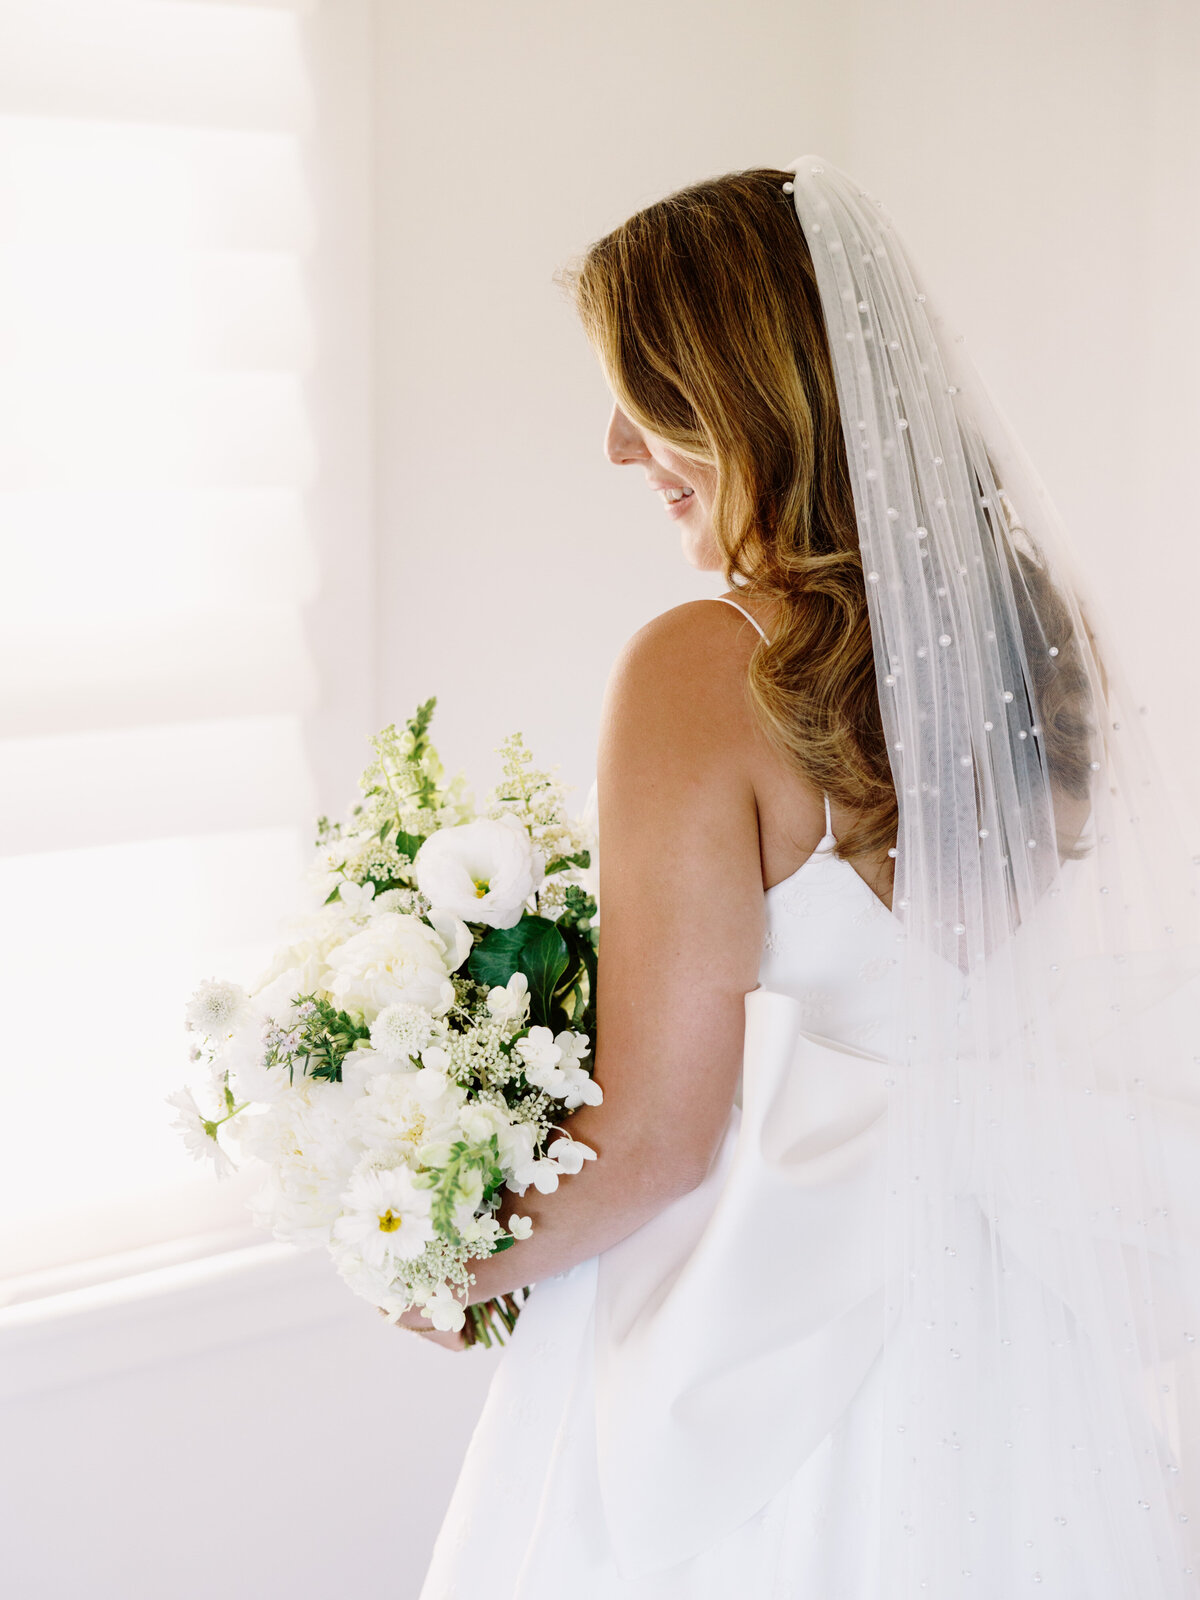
400, 600, 769, 1328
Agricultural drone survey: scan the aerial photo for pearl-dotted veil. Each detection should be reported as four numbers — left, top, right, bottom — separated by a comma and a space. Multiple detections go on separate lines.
785, 157, 1200, 1594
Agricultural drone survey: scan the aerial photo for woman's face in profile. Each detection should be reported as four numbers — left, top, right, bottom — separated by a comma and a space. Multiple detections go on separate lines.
604, 402, 722, 572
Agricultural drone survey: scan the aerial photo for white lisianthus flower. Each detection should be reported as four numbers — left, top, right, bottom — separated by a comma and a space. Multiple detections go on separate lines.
414, 813, 544, 930
419, 1283, 467, 1333
486, 971, 530, 1023
547, 1136, 597, 1176
185, 979, 250, 1039
332, 1165, 435, 1267
165, 1087, 237, 1178
369, 1001, 436, 1063
426, 906, 472, 973
515, 1025, 566, 1094
326, 912, 457, 1022
508, 1214, 533, 1240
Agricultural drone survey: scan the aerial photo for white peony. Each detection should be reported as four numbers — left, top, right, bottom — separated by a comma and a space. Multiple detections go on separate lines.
239, 1080, 364, 1246
414, 813, 544, 930
353, 1066, 465, 1163
326, 912, 457, 1022
332, 1165, 435, 1267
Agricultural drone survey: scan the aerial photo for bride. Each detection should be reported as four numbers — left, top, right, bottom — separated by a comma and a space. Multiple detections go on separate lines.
405, 160, 1200, 1597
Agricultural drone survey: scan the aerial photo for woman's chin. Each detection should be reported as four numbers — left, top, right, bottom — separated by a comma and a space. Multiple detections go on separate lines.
681, 525, 723, 572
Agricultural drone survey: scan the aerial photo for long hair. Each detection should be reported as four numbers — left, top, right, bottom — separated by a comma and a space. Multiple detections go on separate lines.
563, 167, 1095, 866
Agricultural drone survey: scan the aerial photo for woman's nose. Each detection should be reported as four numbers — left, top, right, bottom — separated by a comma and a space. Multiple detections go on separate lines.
604, 403, 649, 466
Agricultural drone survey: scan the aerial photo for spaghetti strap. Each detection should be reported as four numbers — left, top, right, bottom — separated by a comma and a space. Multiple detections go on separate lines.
822, 790, 834, 844
709, 594, 772, 645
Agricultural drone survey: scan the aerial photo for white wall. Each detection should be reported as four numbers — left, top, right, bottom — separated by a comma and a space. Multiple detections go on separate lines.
4, 5, 1198, 1598
844, 0, 1200, 830
371, 0, 853, 805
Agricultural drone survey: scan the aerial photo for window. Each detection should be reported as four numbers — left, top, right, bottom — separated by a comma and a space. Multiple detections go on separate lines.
0, 0, 372, 1305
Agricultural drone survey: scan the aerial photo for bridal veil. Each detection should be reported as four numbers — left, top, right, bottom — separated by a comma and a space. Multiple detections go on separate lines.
784, 156, 1200, 1594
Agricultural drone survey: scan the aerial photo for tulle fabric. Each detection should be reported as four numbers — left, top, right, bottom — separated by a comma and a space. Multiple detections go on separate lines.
787, 156, 1200, 1594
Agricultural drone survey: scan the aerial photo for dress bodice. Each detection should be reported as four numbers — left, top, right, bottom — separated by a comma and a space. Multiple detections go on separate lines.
710, 593, 906, 1057
760, 828, 905, 1059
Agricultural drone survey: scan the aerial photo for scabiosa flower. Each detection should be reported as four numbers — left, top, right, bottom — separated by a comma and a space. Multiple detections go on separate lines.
185, 979, 251, 1039
369, 1001, 437, 1062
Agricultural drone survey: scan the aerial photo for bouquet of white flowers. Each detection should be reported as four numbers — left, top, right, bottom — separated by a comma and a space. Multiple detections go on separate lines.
168, 699, 601, 1345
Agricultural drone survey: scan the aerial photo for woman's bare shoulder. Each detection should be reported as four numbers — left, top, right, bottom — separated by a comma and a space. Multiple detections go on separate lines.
603, 598, 767, 749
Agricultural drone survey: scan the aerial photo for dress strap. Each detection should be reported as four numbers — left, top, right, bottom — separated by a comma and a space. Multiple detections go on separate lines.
822, 790, 834, 844
709, 594, 772, 645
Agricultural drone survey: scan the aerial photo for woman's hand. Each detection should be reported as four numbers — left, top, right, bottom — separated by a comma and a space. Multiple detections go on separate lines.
378, 1304, 469, 1352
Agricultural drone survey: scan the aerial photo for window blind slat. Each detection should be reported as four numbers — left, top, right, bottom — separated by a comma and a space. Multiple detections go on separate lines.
2, 610, 317, 737
0, 2, 311, 133
0, 715, 316, 855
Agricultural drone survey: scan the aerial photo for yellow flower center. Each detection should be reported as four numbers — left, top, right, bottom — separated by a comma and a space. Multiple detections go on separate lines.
472, 876, 490, 899
377, 1208, 404, 1233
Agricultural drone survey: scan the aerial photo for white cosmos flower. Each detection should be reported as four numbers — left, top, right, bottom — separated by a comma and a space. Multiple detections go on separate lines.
166, 1086, 237, 1178
333, 1165, 435, 1267
326, 912, 457, 1022
184, 979, 250, 1039
486, 970, 530, 1023
414, 813, 544, 930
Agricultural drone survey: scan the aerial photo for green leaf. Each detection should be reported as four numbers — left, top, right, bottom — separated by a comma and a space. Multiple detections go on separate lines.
395, 829, 425, 860
543, 848, 591, 875
490, 1234, 516, 1254
468, 916, 569, 1029
324, 885, 342, 905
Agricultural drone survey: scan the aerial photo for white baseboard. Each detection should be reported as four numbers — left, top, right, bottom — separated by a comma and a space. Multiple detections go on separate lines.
0, 1243, 363, 1401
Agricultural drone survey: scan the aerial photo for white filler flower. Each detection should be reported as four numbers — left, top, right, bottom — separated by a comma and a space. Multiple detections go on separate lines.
326, 912, 457, 1021
333, 1165, 435, 1267
414, 813, 545, 929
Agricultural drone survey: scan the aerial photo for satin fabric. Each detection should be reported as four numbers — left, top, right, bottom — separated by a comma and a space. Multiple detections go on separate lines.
419, 839, 907, 1596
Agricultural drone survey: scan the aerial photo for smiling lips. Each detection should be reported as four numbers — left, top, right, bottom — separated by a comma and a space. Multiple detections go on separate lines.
655, 484, 695, 518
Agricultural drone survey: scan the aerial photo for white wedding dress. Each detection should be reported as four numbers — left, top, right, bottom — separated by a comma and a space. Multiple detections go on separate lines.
419, 595, 916, 1598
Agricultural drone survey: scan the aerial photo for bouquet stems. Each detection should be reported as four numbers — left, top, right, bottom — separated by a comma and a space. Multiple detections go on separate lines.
464, 1291, 527, 1348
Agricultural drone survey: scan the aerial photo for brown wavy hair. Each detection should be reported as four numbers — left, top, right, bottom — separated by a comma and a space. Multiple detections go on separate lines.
561, 166, 1098, 868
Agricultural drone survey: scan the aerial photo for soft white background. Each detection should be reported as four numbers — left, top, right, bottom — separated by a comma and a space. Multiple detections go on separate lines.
4, 2, 1198, 1597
